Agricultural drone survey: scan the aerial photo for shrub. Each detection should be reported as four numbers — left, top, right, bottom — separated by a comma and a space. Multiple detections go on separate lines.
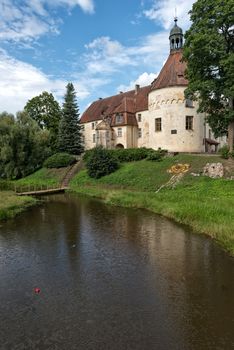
147, 148, 168, 161
84, 147, 167, 165
219, 145, 230, 159
83, 149, 95, 163
86, 147, 119, 179
0, 180, 13, 191
110, 147, 151, 162
146, 150, 163, 161
43, 153, 76, 168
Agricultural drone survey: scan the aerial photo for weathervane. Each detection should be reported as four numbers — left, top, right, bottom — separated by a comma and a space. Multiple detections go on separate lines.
174, 7, 178, 23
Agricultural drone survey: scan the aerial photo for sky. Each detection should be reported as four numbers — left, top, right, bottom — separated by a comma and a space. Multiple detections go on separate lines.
0, 0, 195, 115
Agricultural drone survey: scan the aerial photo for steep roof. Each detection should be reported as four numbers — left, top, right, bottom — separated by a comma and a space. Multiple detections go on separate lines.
81, 85, 150, 123
151, 49, 188, 91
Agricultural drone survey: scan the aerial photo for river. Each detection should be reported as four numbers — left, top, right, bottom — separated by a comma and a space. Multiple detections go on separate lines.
0, 194, 233, 349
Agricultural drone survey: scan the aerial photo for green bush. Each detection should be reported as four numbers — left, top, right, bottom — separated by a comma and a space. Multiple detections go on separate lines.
111, 147, 150, 162
83, 149, 95, 163
0, 180, 13, 191
219, 145, 230, 159
146, 150, 163, 161
86, 147, 119, 179
43, 153, 76, 168
84, 147, 167, 164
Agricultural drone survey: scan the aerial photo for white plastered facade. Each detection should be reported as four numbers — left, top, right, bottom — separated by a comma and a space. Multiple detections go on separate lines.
82, 85, 226, 152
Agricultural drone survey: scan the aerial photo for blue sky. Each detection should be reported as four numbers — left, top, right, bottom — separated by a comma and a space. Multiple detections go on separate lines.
0, 0, 195, 115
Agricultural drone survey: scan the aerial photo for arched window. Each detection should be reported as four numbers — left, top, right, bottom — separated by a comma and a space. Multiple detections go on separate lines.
171, 39, 174, 49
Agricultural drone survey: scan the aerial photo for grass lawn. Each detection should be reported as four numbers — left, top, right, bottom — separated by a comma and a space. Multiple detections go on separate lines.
70, 154, 234, 255
0, 191, 37, 220
13, 167, 68, 192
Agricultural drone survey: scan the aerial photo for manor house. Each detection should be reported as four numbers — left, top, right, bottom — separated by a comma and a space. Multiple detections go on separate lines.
80, 19, 225, 153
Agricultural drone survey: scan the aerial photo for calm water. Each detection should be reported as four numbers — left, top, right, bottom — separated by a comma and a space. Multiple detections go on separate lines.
0, 194, 234, 350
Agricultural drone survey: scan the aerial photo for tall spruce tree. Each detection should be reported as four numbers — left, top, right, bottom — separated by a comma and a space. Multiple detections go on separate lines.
183, 0, 234, 150
58, 83, 83, 155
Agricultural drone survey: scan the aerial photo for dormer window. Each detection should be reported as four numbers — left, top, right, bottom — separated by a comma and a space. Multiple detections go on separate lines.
116, 113, 123, 124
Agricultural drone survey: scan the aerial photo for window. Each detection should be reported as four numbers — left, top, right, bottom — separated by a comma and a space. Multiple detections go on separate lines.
138, 128, 142, 138
185, 99, 194, 108
117, 128, 122, 137
186, 116, 193, 130
138, 114, 142, 122
93, 134, 96, 143
92, 122, 95, 130
171, 129, 177, 134
155, 118, 162, 132
116, 114, 123, 124
106, 131, 110, 140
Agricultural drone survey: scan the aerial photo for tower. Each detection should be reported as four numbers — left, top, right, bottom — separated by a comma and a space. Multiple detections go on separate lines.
169, 17, 183, 51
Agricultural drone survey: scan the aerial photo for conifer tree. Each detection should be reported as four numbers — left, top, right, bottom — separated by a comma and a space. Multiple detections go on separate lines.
58, 83, 84, 155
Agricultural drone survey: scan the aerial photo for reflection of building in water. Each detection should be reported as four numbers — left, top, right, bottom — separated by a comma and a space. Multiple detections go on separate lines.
81, 18, 226, 153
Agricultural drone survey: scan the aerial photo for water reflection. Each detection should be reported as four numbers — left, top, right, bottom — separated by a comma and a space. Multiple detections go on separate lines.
0, 194, 233, 350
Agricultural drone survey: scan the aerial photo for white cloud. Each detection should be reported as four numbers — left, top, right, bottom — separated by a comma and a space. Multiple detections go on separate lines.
117, 72, 157, 92
0, 50, 92, 114
83, 31, 169, 78
0, 0, 94, 42
84, 37, 135, 73
144, 0, 195, 30
50, 0, 94, 13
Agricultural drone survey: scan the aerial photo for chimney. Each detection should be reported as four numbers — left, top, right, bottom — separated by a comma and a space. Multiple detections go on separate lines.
135, 84, 140, 95
119, 91, 123, 94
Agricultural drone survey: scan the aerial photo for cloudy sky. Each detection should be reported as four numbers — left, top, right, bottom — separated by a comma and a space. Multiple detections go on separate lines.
0, 0, 195, 115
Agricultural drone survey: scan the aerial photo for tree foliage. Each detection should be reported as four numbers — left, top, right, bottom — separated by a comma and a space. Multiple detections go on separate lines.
0, 111, 51, 179
183, 0, 234, 147
24, 91, 62, 150
58, 83, 83, 155
86, 147, 119, 179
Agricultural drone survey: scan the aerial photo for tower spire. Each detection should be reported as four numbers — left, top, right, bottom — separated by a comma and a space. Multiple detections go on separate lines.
169, 17, 183, 51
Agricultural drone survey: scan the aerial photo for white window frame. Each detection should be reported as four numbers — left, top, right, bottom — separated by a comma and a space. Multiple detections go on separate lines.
117, 128, 122, 137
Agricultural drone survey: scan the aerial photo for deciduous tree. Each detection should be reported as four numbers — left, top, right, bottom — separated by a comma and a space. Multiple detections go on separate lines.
0, 112, 51, 179
24, 91, 62, 150
183, 0, 234, 149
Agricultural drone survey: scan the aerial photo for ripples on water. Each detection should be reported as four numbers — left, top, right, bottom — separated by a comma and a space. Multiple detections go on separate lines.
0, 194, 233, 350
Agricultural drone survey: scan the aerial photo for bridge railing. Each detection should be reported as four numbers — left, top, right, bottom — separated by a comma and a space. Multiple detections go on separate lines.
14, 183, 63, 194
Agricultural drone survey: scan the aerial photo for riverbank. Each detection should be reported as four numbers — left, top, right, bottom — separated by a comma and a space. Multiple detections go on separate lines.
0, 167, 66, 221
1, 154, 234, 255
70, 155, 234, 255
0, 191, 37, 221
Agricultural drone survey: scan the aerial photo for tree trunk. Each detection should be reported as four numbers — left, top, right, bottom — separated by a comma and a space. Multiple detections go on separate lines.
228, 122, 234, 152
228, 98, 234, 152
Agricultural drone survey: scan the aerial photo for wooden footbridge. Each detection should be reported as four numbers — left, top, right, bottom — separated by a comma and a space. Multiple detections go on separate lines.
16, 158, 83, 197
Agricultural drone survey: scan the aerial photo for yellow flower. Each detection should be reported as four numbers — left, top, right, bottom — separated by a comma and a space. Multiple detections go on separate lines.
168, 163, 190, 174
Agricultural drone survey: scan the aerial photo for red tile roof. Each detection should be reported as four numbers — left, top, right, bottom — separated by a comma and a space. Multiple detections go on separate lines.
81, 85, 150, 124
81, 49, 188, 124
151, 49, 188, 91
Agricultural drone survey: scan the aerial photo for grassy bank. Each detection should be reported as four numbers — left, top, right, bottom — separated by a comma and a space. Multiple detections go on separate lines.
0, 191, 37, 221
13, 167, 68, 192
70, 155, 234, 255
0, 167, 68, 221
